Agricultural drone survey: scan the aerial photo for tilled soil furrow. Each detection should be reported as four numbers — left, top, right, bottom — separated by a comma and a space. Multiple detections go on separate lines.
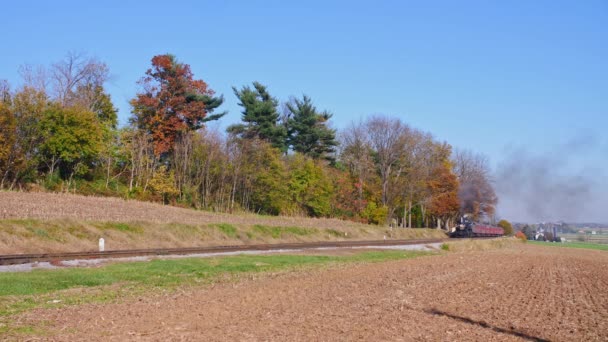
10, 245, 608, 341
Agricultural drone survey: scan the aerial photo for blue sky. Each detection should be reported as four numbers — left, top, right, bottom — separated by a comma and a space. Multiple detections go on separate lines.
1, 1, 607, 222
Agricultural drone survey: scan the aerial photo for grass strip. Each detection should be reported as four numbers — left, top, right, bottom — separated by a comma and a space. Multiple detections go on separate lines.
528, 240, 608, 251
0, 250, 433, 319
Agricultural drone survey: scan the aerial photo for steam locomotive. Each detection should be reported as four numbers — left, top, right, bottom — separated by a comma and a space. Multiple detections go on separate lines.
449, 215, 504, 238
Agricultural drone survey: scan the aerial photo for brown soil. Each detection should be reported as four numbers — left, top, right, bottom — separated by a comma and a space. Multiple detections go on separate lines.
13, 245, 608, 341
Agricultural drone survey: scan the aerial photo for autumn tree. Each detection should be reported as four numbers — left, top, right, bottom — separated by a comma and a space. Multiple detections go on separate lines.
287, 154, 334, 217
339, 120, 375, 215
12, 54, 119, 188
0, 101, 17, 188
18, 64, 48, 93
0, 82, 14, 187
9, 87, 49, 185
240, 139, 290, 214
171, 129, 228, 209
131, 54, 225, 156
285, 95, 337, 161
121, 128, 156, 193
340, 117, 437, 225
148, 165, 179, 204
78, 84, 118, 128
427, 160, 460, 229
398, 129, 430, 228
39, 104, 103, 185
453, 149, 498, 220
50, 52, 110, 108
366, 116, 408, 208
228, 82, 287, 152
0, 80, 9, 103
497, 219, 513, 236
326, 166, 362, 220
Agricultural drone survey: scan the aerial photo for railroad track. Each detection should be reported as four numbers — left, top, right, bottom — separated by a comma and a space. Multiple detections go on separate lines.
0, 238, 446, 266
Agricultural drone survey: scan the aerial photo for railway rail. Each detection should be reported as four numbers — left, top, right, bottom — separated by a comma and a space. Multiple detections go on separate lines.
0, 238, 447, 266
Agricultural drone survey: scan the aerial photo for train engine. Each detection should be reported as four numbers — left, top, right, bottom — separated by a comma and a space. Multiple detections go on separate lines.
450, 215, 504, 238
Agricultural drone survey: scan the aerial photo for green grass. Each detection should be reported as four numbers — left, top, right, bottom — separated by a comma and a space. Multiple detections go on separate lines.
0, 323, 47, 336
252, 224, 317, 238
213, 223, 238, 238
0, 250, 432, 320
529, 240, 608, 251
97, 222, 144, 234
21, 222, 66, 242
0, 250, 433, 339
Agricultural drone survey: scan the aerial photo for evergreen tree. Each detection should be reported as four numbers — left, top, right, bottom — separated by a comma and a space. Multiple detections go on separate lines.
286, 95, 337, 161
228, 82, 287, 152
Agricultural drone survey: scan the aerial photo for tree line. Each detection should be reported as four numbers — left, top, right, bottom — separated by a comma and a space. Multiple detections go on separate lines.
0, 53, 498, 228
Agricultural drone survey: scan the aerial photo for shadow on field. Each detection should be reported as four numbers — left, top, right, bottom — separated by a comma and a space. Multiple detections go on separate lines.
425, 308, 549, 342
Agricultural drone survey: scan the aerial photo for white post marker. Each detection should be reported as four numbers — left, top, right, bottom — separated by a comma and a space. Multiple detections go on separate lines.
99, 237, 105, 252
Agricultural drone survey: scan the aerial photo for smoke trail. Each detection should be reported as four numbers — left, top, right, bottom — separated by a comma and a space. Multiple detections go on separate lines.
495, 134, 606, 222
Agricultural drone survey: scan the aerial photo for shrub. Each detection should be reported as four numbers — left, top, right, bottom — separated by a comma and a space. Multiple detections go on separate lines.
440, 243, 450, 251
515, 231, 527, 242
362, 202, 388, 225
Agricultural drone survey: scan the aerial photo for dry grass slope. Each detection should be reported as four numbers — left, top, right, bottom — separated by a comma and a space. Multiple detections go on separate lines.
1, 191, 394, 229
441, 238, 523, 252
0, 192, 446, 253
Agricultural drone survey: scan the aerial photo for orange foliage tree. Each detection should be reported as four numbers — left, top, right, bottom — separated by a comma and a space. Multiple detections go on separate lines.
130, 54, 225, 156
427, 161, 460, 228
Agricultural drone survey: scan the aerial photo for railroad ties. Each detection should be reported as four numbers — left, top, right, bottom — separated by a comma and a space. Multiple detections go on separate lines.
0, 238, 447, 266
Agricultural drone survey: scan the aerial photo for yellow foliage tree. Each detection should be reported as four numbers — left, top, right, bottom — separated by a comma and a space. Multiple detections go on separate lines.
148, 165, 179, 204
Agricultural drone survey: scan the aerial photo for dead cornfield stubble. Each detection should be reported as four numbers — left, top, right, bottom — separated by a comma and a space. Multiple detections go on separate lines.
0, 191, 446, 253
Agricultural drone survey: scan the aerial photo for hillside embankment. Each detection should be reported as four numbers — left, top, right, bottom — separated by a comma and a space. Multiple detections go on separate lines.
0, 191, 446, 253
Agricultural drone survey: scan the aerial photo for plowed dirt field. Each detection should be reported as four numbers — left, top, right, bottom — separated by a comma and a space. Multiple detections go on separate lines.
16, 245, 608, 341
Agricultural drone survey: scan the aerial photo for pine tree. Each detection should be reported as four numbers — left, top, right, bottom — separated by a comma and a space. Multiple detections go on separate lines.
286, 95, 337, 161
228, 82, 287, 152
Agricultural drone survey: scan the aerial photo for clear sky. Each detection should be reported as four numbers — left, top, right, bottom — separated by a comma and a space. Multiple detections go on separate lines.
1, 0, 607, 223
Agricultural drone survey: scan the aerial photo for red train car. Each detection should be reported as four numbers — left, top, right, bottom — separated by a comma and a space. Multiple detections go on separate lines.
471, 224, 504, 237
450, 216, 504, 238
